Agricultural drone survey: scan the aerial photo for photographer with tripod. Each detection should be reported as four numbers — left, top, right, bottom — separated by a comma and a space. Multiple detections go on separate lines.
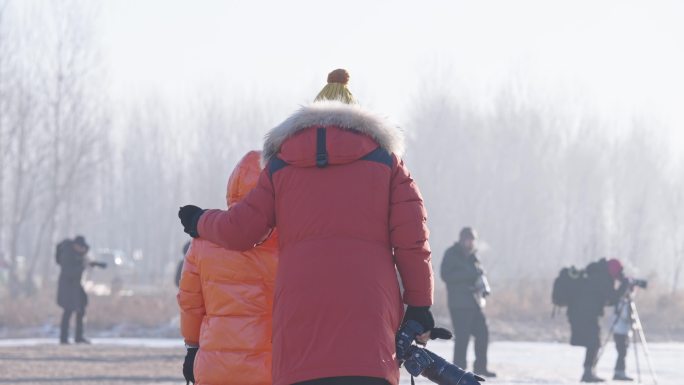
562, 258, 628, 382
604, 261, 652, 382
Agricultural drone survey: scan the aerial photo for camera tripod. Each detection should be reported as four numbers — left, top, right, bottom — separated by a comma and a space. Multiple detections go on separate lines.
597, 293, 658, 384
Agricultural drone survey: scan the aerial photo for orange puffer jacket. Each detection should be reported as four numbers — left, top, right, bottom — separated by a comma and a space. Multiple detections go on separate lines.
178, 150, 278, 385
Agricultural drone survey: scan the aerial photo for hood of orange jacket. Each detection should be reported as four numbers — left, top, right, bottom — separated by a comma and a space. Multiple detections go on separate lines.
226, 151, 263, 206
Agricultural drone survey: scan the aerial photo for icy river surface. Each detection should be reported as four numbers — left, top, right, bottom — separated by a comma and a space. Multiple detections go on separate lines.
0, 339, 678, 384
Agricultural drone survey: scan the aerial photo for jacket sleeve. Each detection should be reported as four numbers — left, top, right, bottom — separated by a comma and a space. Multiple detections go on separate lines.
389, 156, 434, 307
177, 242, 204, 345
198, 169, 276, 251
440, 249, 480, 285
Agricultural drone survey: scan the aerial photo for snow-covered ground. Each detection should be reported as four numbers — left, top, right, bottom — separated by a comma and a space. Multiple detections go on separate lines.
408, 340, 674, 385
0, 339, 677, 384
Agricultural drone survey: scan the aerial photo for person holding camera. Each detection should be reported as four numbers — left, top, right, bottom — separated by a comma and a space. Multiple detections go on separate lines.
55, 235, 106, 344
178, 69, 435, 385
440, 227, 496, 378
567, 258, 628, 382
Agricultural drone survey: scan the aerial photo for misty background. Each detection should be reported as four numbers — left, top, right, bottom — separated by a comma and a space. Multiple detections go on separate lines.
0, 0, 683, 339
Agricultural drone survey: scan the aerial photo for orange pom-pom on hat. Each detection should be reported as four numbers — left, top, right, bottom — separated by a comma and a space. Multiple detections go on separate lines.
315, 69, 356, 104
327, 69, 350, 85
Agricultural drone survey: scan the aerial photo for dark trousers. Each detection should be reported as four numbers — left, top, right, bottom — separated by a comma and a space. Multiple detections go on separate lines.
583, 345, 599, 371
294, 377, 389, 385
449, 306, 489, 371
614, 334, 629, 371
60, 308, 85, 342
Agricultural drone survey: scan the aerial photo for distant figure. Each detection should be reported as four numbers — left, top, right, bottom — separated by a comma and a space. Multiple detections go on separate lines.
177, 151, 279, 385
440, 227, 496, 378
55, 235, 106, 344
567, 258, 627, 383
175, 241, 191, 288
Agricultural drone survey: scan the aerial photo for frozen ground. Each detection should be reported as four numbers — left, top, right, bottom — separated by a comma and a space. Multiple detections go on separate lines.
0, 339, 677, 384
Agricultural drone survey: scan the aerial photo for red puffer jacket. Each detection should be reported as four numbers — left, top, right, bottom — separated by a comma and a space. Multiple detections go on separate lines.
198, 102, 434, 385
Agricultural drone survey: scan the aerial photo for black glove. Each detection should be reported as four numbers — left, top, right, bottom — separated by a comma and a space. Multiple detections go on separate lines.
183, 347, 198, 384
403, 306, 435, 332
430, 327, 453, 340
179, 205, 205, 238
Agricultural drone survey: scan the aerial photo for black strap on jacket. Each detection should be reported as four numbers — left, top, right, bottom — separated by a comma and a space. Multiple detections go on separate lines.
269, 129, 393, 180
268, 156, 289, 184
268, 157, 288, 175
316, 127, 328, 168
360, 146, 393, 168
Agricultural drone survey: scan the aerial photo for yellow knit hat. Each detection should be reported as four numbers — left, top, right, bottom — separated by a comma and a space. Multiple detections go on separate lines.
314, 69, 357, 104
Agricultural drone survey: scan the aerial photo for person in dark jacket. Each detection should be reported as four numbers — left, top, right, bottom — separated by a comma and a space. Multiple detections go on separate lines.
440, 227, 496, 378
567, 258, 627, 383
56, 236, 105, 344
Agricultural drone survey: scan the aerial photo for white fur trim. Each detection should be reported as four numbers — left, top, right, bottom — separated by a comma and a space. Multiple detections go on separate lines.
262, 101, 405, 163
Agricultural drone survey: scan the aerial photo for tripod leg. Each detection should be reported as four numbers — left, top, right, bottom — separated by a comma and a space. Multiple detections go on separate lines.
631, 303, 659, 385
596, 299, 627, 366
595, 323, 616, 367
633, 329, 641, 383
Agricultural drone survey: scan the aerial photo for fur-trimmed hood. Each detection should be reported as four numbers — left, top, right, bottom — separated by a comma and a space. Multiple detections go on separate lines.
262, 101, 405, 164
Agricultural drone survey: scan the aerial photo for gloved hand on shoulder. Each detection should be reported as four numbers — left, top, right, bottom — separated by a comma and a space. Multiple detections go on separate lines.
178, 205, 205, 238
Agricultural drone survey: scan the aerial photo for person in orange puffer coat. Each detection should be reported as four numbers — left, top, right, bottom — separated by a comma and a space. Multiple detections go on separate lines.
177, 150, 278, 385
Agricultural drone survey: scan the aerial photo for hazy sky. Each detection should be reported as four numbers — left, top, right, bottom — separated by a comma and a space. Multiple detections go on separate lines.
99, 0, 684, 148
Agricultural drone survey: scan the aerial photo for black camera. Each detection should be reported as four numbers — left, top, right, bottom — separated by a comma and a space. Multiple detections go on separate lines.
90, 261, 108, 269
396, 320, 484, 385
626, 277, 648, 289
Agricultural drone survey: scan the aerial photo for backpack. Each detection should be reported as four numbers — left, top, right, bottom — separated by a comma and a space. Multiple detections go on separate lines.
552, 266, 583, 307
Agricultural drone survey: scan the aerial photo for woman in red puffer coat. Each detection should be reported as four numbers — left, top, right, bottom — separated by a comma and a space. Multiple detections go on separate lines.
179, 70, 434, 385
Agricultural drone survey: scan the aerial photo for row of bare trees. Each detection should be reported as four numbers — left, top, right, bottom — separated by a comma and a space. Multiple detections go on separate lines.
0, 1, 109, 295
0, 1, 276, 296
406, 87, 684, 294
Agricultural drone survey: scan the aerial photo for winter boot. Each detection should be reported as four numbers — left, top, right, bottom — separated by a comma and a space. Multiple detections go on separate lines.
581, 367, 605, 383
613, 371, 634, 381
